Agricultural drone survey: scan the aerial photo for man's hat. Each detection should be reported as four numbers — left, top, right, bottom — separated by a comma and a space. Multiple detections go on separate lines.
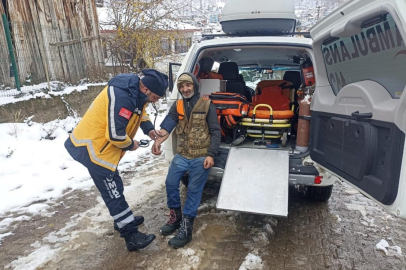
177, 73, 194, 90
141, 69, 168, 96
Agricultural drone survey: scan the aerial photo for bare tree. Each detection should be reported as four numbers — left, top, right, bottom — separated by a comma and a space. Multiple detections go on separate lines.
101, 0, 192, 72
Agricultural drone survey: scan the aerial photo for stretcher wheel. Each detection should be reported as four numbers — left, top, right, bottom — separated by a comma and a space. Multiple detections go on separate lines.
281, 132, 288, 147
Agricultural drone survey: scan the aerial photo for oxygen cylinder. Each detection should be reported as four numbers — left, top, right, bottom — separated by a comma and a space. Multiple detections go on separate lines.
296, 97, 311, 153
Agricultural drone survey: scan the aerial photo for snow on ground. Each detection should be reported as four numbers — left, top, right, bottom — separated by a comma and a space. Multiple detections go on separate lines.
5, 245, 61, 270
375, 239, 402, 257
0, 82, 107, 106
0, 117, 90, 217
4, 150, 167, 270
0, 100, 166, 241
0, 232, 13, 245
180, 249, 201, 270
239, 253, 263, 270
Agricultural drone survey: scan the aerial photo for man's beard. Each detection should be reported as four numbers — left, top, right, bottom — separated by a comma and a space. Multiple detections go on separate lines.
182, 90, 194, 99
146, 92, 156, 102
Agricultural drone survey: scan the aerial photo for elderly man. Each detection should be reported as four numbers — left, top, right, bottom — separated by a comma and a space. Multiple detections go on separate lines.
65, 69, 168, 251
152, 72, 221, 248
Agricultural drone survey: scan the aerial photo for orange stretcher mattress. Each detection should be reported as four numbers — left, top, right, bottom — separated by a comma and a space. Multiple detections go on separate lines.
198, 71, 224, 80
248, 109, 294, 119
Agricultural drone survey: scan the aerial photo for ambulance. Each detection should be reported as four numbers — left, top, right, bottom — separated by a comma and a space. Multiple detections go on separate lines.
165, 0, 406, 219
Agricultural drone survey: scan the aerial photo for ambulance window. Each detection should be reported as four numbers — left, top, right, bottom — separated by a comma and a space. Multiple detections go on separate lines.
212, 62, 220, 72
321, 13, 406, 99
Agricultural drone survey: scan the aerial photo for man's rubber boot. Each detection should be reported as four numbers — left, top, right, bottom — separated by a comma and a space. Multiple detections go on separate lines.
160, 208, 182, 236
168, 216, 194, 249
124, 231, 156, 252
114, 215, 144, 231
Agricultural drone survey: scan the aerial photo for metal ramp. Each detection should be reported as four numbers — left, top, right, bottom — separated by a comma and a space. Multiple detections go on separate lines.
216, 147, 289, 216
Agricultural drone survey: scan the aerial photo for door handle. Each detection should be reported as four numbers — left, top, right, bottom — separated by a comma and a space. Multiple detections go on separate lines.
351, 111, 373, 118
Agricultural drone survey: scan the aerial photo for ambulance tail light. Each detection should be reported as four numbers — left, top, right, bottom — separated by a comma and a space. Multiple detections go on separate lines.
314, 176, 323, 184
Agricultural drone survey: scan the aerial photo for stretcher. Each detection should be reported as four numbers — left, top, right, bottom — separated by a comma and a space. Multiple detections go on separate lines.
240, 104, 293, 145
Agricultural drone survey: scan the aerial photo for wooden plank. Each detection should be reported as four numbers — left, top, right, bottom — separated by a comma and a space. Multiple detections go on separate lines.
2, 0, 104, 85
0, 2, 13, 87
6, 0, 45, 84
45, 0, 58, 29
49, 35, 100, 46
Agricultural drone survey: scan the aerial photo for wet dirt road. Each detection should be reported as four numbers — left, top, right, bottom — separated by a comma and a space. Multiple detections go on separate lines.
1, 153, 405, 270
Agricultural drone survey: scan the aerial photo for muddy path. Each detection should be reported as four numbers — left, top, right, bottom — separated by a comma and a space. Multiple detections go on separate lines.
1, 153, 405, 270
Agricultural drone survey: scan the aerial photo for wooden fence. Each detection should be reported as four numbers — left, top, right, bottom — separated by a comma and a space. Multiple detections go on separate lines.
0, 0, 105, 96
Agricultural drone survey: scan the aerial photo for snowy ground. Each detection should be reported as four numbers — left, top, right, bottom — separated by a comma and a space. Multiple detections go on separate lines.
0, 81, 107, 106
2, 168, 405, 269
1, 97, 406, 269
0, 101, 165, 240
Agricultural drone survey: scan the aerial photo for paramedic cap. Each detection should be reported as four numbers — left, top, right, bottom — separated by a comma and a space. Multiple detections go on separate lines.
141, 69, 168, 96
177, 73, 194, 89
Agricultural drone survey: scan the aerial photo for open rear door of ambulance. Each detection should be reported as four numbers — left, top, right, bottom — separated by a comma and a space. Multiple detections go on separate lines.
309, 0, 406, 219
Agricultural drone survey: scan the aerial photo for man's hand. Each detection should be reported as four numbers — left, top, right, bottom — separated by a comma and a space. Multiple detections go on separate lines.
203, 156, 214, 169
155, 129, 169, 143
129, 140, 139, 151
152, 141, 162, 155
148, 130, 159, 141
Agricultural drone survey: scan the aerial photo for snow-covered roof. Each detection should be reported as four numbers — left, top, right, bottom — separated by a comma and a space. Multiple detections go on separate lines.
97, 6, 200, 32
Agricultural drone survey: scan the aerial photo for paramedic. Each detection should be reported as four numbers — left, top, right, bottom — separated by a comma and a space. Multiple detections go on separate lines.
64, 69, 168, 251
152, 72, 221, 248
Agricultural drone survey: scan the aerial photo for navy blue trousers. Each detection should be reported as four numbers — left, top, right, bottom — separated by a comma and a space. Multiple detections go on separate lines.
65, 138, 137, 237
87, 168, 138, 237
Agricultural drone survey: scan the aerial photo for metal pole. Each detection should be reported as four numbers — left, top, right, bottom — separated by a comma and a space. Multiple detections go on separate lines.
2, 14, 21, 91
316, 6, 322, 21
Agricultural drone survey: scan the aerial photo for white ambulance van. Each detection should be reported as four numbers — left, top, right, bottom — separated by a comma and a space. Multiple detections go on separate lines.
165, 0, 406, 219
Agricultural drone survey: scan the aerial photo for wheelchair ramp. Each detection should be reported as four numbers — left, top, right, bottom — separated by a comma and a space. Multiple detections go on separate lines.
216, 147, 289, 216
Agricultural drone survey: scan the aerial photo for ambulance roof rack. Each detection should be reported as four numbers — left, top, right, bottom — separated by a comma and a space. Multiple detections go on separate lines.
200, 32, 311, 41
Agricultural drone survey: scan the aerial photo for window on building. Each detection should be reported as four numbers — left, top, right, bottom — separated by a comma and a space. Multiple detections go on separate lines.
175, 37, 192, 54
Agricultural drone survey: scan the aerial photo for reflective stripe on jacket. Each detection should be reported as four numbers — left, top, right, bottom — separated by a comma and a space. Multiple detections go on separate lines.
69, 82, 151, 171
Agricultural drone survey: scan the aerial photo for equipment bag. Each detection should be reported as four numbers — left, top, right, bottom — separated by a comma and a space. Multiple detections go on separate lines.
198, 71, 224, 80
209, 92, 250, 117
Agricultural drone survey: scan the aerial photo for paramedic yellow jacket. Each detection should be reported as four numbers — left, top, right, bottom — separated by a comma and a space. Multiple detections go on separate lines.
64, 74, 154, 172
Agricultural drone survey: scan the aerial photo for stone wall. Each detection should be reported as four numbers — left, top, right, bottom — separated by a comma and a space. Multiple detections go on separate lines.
0, 85, 106, 123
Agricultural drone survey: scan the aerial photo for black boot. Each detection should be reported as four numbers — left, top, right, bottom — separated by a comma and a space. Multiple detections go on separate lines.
168, 216, 194, 249
124, 231, 156, 251
114, 215, 144, 231
160, 208, 182, 236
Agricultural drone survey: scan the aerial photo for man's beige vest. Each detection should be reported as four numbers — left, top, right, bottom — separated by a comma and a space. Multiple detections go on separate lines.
175, 98, 211, 159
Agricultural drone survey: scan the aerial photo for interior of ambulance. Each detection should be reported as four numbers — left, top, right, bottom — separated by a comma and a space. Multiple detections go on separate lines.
166, 0, 406, 218
192, 45, 314, 151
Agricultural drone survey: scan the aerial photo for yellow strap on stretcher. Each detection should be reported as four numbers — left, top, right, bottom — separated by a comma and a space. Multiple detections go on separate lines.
247, 134, 282, 139
240, 122, 291, 128
241, 118, 289, 124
